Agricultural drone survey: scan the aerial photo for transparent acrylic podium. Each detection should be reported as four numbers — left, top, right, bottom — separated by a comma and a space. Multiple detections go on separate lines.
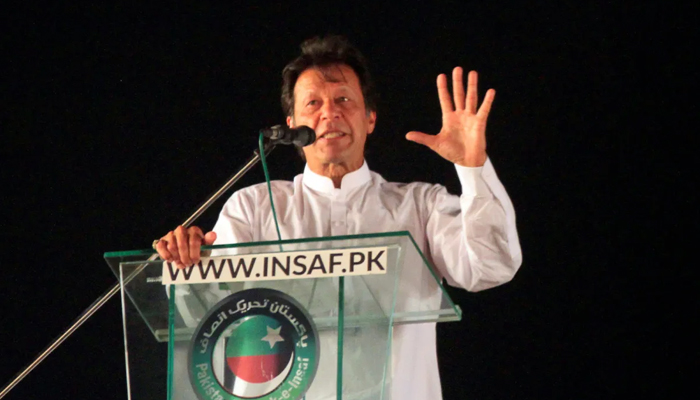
104, 231, 462, 400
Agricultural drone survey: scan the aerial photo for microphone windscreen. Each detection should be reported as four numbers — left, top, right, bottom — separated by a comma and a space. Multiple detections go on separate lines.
293, 126, 316, 147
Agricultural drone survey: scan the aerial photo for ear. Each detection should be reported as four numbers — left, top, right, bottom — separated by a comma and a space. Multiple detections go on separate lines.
366, 111, 377, 134
286, 116, 294, 128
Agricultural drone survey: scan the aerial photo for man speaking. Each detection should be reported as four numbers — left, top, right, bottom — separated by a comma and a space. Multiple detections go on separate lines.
155, 36, 522, 399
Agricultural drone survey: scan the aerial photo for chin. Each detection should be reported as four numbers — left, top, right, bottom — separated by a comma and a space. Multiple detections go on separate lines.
316, 149, 349, 163
321, 156, 347, 165
307, 146, 362, 167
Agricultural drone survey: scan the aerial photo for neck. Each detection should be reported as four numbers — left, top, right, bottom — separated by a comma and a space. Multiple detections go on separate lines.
308, 159, 363, 188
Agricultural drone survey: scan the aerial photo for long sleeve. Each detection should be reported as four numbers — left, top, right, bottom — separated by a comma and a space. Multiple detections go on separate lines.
426, 158, 522, 291
211, 190, 256, 245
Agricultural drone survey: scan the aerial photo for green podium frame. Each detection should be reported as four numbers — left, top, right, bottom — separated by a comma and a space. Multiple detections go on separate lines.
105, 231, 462, 400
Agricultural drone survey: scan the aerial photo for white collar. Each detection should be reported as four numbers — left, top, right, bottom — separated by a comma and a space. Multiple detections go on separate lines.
302, 161, 372, 196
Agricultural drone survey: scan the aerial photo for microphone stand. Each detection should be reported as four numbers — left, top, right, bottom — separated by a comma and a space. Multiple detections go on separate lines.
0, 141, 277, 399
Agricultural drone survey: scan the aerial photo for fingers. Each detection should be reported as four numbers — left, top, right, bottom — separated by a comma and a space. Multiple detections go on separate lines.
405, 131, 438, 150
452, 67, 465, 111
155, 225, 214, 269
155, 233, 173, 262
465, 70, 478, 114
440, 69, 482, 114
476, 88, 496, 119
203, 231, 217, 246
165, 231, 181, 264
174, 226, 192, 267
436, 74, 453, 114
187, 226, 204, 265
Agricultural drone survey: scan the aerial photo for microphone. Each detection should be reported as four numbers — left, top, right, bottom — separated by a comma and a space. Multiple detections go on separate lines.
260, 125, 316, 146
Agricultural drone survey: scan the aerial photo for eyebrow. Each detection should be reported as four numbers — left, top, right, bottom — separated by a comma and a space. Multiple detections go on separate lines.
297, 85, 354, 100
293, 65, 355, 105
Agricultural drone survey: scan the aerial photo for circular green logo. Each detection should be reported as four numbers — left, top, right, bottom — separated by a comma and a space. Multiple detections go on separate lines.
189, 288, 319, 400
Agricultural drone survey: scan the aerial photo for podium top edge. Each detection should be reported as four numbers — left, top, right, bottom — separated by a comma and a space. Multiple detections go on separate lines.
104, 230, 414, 258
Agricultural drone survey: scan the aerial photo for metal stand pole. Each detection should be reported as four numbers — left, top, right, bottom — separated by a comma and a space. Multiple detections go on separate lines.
0, 143, 276, 399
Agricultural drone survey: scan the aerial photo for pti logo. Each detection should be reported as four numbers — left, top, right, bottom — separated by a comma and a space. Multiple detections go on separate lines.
189, 289, 318, 400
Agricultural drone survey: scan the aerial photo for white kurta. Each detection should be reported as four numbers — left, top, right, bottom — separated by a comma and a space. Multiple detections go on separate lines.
211, 159, 522, 399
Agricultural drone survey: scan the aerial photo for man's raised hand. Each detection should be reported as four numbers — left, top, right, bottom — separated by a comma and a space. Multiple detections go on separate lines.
155, 226, 217, 269
406, 67, 495, 167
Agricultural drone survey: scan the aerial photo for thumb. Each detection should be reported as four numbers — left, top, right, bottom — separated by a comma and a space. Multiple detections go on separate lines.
203, 231, 217, 245
406, 131, 438, 149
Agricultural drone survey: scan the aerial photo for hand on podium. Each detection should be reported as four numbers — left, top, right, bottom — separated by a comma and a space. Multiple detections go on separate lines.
154, 225, 217, 269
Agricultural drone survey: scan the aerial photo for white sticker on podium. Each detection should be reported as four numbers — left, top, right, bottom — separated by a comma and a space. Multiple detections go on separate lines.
162, 246, 389, 285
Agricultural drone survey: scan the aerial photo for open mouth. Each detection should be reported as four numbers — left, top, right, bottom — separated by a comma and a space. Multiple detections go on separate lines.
320, 132, 347, 140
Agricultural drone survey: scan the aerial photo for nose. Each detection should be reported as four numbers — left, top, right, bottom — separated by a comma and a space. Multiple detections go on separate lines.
320, 99, 340, 121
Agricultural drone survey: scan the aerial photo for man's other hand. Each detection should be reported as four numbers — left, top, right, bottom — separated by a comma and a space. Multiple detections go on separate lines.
155, 226, 217, 269
406, 67, 495, 167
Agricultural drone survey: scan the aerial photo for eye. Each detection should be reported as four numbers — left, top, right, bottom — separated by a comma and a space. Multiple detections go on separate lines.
337, 96, 349, 102
307, 100, 318, 106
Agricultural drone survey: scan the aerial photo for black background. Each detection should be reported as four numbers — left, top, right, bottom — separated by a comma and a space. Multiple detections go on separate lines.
1, 1, 693, 399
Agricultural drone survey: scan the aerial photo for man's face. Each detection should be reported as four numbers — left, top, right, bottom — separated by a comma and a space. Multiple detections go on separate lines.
287, 64, 376, 170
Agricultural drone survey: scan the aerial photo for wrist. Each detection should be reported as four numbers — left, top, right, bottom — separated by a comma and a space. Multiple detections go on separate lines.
455, 153, 487, 167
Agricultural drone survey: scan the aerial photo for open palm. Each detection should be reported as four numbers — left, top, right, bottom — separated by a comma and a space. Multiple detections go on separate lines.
406, 67, 495, 167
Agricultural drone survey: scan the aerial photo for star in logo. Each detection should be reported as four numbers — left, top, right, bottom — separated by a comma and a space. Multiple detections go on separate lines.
261, 325, 284, 349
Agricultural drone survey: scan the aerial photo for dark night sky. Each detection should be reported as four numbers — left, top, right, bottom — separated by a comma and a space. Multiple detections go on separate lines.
1, 1, 692, 399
